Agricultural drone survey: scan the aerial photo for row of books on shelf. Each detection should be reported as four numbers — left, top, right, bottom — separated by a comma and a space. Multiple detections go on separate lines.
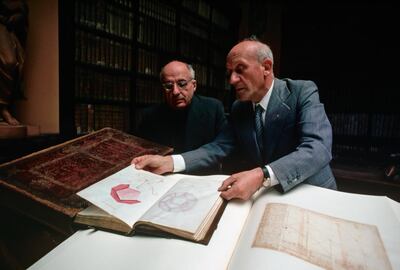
210, 28, 234, 50
333, 143, 390, 156
139, 0, 176, 26
369, 113, 400, 138
182, 0, 211, 20
75, 30, 132, 71
209, 66, 230, 90
211, 7, 230, 30
209, 48, 226, 67
328, 112, 400, 138
135, 78, 162, 104
182, 0, 230, 30
180, 30, 209, 62
329, 113, 369, 137
75, 67, 130, 102
137, 1, 230, 52
137, 48, 159, 76
191, 63, 208, 86
138, 16, 177, 51
75, 104, 129, 134
75, 0, 134, 40
181, 13, 209, 40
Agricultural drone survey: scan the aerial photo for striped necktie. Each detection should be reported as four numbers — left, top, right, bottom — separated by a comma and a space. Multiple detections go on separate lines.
254, 104, 264, 154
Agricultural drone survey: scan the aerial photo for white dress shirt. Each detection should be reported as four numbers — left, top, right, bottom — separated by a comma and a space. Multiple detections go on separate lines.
172, 81, 278, 187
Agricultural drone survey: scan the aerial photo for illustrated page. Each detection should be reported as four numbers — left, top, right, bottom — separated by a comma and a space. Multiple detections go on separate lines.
139, 175, 226, 233
77, 166, 179, 226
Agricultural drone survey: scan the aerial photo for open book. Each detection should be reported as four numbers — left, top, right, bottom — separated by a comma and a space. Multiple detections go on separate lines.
227, 186, 400, 270
33, 183, 400, 270
0, 127, 173, 236
74, 166, 227, 244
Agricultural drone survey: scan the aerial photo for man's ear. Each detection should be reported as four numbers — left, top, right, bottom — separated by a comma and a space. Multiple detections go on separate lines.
192, 79, 197, 91
262, 59, 273, 75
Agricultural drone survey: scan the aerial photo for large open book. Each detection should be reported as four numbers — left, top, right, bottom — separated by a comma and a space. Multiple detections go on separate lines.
227, 186, 399, 270
30, 183, 400, 270
74, 166, 227, 244
0, 128, 173, 234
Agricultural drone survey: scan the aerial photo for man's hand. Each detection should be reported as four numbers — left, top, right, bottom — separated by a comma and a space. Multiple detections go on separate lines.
218, 167, 264, 200
131, 155, 173, 175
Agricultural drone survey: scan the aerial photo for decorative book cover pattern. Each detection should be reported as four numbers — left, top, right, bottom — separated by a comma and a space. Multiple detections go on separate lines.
0, 128, 173, 217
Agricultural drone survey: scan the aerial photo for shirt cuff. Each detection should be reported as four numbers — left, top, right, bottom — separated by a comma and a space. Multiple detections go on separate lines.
266, 165, 279, 186
171, 155, 186, 172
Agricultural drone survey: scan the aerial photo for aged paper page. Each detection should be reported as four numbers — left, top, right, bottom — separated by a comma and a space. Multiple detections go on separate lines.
253, 203, 391, 270
228, 184, 400, 270
77, 166, 179, 226
139, 175, 225, 234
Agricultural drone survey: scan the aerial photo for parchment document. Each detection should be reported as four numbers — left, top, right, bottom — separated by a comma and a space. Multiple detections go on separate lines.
253, 203, 392, 270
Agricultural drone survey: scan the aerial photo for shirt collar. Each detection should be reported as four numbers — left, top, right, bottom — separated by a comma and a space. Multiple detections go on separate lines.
254, 79, 274, 111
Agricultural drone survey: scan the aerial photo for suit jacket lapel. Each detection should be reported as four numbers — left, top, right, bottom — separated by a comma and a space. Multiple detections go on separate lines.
185, 96, 203, 150
264, 79, 291, 162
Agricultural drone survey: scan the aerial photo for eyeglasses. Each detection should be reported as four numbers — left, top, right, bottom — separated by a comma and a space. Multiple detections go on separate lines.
162, 79, 193, 92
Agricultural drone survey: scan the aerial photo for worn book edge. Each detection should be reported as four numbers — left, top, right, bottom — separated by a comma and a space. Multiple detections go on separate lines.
73, 196, 227, 245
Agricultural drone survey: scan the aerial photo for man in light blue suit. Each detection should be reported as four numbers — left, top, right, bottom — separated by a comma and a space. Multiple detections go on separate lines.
132, 37, 336, 200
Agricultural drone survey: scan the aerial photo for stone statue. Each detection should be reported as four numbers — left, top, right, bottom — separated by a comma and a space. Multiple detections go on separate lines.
0, 0, 28, 126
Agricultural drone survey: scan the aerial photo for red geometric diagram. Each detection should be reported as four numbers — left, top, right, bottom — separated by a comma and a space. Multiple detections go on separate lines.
110, 184, 141, 204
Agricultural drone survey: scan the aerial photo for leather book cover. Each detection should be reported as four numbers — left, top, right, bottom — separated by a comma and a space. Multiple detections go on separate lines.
0, 128, 173, 219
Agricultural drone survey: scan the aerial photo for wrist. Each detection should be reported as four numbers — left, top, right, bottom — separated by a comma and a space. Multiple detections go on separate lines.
166, 156, 174, 173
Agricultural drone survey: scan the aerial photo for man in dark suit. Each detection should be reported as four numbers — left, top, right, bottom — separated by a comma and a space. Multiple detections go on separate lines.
136, 60, 227, 174
133, 38, 336, 200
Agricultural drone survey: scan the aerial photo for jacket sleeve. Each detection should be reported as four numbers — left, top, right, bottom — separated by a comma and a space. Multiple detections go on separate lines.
181, 117, 235, 173
269, 80, 333, 192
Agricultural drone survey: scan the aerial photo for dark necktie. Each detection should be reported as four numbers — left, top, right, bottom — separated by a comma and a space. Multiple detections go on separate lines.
254, 104, 264, 154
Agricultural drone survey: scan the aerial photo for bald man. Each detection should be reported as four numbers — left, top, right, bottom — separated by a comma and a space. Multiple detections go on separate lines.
136, 60, 227, 175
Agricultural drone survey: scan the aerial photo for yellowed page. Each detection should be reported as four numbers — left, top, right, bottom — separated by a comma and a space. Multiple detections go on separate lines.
253, 203, 391, 270
228, 184, 400, 270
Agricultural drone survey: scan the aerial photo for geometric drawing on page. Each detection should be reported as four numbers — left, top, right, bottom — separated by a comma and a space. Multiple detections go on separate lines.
158, 192, 197, 212
135, 177, 165, 196
110, 184, 141, 204
253, 203, 392, 270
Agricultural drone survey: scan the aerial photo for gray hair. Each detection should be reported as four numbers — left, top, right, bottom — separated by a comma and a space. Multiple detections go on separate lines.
243, 35, 274, 63
159, 62, 195, 81
186, 64, 195, 79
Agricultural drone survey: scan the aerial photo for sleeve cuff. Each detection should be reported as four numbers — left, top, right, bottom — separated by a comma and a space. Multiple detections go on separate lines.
171, 155, 186, 172
266, 165, 279, 186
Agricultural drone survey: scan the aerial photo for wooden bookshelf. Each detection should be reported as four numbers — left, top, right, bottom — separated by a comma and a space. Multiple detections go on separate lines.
59, 0, 238, 137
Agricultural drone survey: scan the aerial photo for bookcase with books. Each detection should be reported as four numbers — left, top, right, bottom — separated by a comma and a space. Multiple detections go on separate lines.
133, 0, 177, 131
185, 1, 237, 106
59, 0, 238, 138
321, 80, 400, 161
70, 0, 134, 136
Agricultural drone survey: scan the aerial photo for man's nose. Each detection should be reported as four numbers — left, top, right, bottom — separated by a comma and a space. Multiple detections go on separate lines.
172, 84, 181, 95
229, 72, 240, 85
